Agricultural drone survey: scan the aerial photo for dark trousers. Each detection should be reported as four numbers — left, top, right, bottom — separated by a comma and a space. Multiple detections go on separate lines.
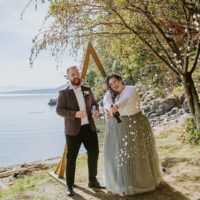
65, 125, 99, 187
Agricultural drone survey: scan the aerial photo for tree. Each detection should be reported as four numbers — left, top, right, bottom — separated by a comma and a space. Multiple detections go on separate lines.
29, 0, 200, 131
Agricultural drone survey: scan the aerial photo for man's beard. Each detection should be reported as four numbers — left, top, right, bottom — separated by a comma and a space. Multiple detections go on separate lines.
70, 77, 81, 86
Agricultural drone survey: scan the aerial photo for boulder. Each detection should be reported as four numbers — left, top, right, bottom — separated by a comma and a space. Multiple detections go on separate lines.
141, 90, 157, 104
48, 99, 57, 106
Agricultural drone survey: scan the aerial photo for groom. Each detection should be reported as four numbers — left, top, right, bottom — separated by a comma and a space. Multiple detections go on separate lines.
56, 66, 101, 196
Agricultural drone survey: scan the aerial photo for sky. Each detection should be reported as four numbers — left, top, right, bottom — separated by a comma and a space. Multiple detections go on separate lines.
0, 0, 81, 90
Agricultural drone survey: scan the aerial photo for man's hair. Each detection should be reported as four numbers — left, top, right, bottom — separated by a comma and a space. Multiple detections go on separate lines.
66, 65, 78, 75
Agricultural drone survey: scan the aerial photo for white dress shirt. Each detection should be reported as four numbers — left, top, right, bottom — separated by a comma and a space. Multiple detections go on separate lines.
103, 85, 140, 116
70, 84, 89, 125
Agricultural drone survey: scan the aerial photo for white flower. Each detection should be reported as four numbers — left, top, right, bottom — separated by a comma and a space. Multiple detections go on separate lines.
83, 90, 90, 96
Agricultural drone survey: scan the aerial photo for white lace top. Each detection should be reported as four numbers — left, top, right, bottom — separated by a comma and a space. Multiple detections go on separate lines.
103, 85, 140, 116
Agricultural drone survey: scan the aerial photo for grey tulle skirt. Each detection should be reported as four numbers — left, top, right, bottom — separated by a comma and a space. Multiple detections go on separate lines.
103, 111, 163, 195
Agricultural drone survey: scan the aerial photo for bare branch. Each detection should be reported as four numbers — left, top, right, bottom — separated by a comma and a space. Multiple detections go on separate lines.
149, 24, 182, 74
21, 0, 34, 19
127, 3, 185, 66
111, 8, 180, 76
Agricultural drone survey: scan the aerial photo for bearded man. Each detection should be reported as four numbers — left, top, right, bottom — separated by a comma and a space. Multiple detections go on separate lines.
56, 66, 102, 196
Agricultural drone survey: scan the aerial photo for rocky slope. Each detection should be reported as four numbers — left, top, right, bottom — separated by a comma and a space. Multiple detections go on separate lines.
141, 90, 190, 128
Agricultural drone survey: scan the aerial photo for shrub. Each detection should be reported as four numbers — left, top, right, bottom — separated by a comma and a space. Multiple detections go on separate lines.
183, 118, 200, 145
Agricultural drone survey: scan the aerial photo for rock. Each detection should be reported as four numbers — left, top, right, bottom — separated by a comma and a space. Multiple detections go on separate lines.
13, 172, 22, 179
162, 98, 179, 112
142, 99, 162, 116
98, 106, 104, 118
162, 167, 167, 173
21, 164, 27, 168
168, 107, 179, 116
178, 109, 184, 116
156, 106, 166, 116
151, 99, 161, 110
179, 94, 185, 104
149, 112, 158, 118
142, 96, 181, 117
141, 90, 157, 104
48, 99, 57, 106
147, 98, 189, 128
154, 97, 179, 116
142, 106, 151, 114
183, 98, 190, 113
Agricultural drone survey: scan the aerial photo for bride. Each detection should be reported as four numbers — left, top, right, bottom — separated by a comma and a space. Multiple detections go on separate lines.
103, 74, 163, 196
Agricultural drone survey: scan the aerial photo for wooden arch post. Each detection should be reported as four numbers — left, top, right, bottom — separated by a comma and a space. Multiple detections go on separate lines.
81, 42, 107, 80
49, 42, 107, 183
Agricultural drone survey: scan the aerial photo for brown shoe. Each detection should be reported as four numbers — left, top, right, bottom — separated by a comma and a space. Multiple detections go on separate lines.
88, 181, 105, 189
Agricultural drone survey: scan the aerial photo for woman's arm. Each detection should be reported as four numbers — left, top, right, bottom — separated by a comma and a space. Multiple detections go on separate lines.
115, 86, 136, 108
103, 91, 113, 119
103, 91, 113, 110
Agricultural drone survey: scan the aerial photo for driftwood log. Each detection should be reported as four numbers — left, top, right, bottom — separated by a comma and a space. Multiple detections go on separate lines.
0, 158, 59, 179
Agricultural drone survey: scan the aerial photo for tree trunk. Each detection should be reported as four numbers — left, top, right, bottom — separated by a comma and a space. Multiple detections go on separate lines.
182, 73, 200, 132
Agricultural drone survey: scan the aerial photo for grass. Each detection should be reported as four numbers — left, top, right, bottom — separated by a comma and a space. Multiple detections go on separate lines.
96, 118, 105, 149
172, 85, 184, 97
0, 154, 91, 200
75, 154, 88, 183
1, 120, 200, 199
157, 126, 199, 164
0, 171, 51, 200
155, 125, 200, 199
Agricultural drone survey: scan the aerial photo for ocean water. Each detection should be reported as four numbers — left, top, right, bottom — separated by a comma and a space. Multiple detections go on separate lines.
0, 94, 83, 168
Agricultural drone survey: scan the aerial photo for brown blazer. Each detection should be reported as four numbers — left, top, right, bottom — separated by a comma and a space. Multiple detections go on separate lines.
56, 85, 99, 136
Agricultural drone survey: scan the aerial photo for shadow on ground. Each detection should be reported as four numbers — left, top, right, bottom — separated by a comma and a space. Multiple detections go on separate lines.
71, 182, 189, 200
161, 157, 191, 168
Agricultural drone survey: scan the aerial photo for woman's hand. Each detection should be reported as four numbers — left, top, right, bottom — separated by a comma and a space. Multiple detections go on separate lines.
110, 104, 119, 113
104, 108, 111, 120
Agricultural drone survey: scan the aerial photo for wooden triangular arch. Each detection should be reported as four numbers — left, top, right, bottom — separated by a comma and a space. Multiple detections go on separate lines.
81, 42, 107, 80
49, 42, 107, 183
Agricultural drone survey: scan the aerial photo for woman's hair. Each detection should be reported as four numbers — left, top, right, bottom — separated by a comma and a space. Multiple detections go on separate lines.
106, 74, 124, 103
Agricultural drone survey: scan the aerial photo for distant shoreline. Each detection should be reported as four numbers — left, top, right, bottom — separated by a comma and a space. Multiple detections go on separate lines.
0, 91, 59, 95
0, 84, 67, 95
0, 93, 58, 97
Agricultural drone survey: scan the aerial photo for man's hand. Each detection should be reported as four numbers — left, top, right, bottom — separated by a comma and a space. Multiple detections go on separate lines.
92, 110, 99, 119
75, 111, 86, 118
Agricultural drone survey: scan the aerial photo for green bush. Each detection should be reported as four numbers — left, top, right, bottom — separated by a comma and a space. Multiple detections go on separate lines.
184, 118, 200, 145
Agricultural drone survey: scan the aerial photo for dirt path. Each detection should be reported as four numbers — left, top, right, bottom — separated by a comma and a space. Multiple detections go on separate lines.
23, 179, 190, 200
5, 174, 191, 200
